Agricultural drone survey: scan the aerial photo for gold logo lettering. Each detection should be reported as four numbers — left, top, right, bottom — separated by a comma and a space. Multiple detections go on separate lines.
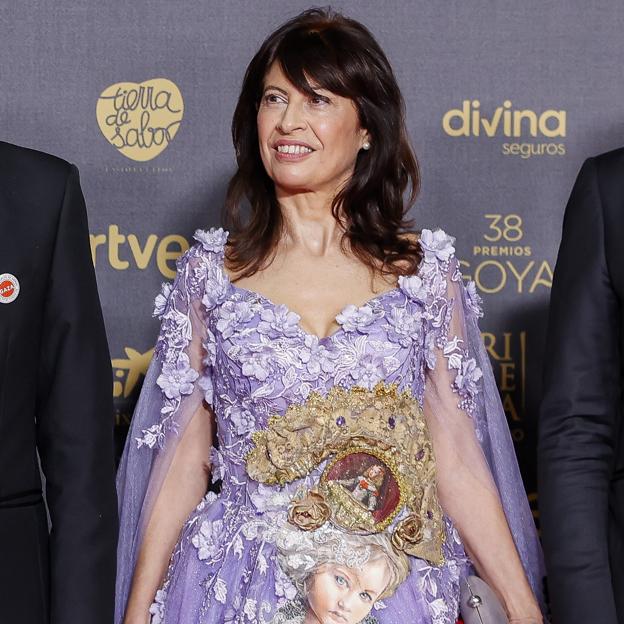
112, 347, 154, 398
442, 100, 566, 145
97, 78, 184, 161
90, 225, 189, 278
481, 331, 527, 427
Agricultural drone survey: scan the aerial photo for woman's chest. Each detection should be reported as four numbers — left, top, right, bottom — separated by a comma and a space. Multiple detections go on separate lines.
208, 289, 428, 438
224, 254, 399, 341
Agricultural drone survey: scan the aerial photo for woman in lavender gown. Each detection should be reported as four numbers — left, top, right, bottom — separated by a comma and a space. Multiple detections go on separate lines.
116, 8, 546, 624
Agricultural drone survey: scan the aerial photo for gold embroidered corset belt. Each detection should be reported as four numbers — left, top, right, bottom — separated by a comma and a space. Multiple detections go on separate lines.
246, 382, 445, 565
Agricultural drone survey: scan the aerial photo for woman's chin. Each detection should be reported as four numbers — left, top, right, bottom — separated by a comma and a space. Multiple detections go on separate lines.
273, 178, 318, 195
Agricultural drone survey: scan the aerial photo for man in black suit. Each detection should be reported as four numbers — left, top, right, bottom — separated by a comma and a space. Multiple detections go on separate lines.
0, 141, 118, 623
539, 147, 624, 623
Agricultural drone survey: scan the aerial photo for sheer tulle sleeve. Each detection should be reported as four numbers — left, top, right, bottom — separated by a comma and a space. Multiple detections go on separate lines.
415, 229, 546, 612
114, 229, 229, 624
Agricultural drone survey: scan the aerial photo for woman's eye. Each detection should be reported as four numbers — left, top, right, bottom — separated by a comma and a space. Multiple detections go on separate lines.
310, 94, 329, 105
335, 575, 347, 587
263, 94, 284, 105
359, 591, 372, 602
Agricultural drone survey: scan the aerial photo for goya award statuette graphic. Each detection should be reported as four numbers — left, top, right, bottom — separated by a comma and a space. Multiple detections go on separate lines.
97, 78, 184, 161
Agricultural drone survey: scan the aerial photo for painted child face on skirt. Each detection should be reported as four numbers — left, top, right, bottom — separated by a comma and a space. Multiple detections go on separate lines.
303, 559, 391, 624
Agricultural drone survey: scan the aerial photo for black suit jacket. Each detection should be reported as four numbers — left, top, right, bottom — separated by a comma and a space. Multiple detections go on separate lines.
539, 147, 624, 623
0, 141, 118, 623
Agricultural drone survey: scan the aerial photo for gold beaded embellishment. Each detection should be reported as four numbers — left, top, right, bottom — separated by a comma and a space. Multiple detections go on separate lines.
245, 382, 446, 565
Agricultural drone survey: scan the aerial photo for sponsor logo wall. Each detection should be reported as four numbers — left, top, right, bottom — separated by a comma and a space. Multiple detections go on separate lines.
3, 1, 624, 526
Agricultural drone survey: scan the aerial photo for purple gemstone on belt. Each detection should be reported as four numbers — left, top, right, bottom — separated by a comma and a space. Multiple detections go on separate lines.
416, 449, 425, 461
427, 510, 433, 520
336, 416, 346, 427
388, 416, 396, 429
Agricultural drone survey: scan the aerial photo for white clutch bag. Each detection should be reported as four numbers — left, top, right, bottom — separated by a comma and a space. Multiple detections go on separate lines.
459, 575, 509, 624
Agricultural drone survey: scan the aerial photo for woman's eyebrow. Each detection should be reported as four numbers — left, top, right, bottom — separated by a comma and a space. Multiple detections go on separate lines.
263, 85, 288, 95
308, 84, 330, 94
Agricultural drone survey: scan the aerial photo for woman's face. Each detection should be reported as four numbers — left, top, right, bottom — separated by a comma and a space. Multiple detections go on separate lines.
257, 62, 369, 198
304, 560, 390, 624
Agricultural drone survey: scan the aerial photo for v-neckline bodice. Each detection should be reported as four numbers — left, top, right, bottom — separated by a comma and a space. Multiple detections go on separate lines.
226, 280, 401, 343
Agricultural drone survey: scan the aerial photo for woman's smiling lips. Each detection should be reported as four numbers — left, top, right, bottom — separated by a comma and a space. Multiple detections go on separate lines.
272, 139, 316, 162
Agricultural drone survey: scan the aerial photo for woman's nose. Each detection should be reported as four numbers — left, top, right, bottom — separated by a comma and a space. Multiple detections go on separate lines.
277, 101, 307, 133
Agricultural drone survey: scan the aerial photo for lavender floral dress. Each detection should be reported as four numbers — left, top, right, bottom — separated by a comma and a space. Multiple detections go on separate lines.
114, 227, 545, 624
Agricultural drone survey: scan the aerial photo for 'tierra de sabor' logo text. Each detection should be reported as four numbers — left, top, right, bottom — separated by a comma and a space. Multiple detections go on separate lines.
97, 78, 184, 162
442, 100, 566, 159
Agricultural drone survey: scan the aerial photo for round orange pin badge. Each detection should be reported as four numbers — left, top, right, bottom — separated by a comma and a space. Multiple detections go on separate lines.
0, 274, 20, 304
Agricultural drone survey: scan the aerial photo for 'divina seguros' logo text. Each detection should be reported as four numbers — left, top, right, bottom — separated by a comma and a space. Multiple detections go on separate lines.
442, 99, 566, 158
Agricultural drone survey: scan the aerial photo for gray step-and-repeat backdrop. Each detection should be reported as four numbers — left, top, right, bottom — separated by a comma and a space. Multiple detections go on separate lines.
2, 1, 623, 528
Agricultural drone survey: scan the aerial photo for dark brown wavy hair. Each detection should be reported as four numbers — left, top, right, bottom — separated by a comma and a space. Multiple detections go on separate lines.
223, 6, 422, 278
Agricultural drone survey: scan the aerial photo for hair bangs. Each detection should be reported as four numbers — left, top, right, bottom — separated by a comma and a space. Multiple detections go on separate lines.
271, 29, 352, 99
